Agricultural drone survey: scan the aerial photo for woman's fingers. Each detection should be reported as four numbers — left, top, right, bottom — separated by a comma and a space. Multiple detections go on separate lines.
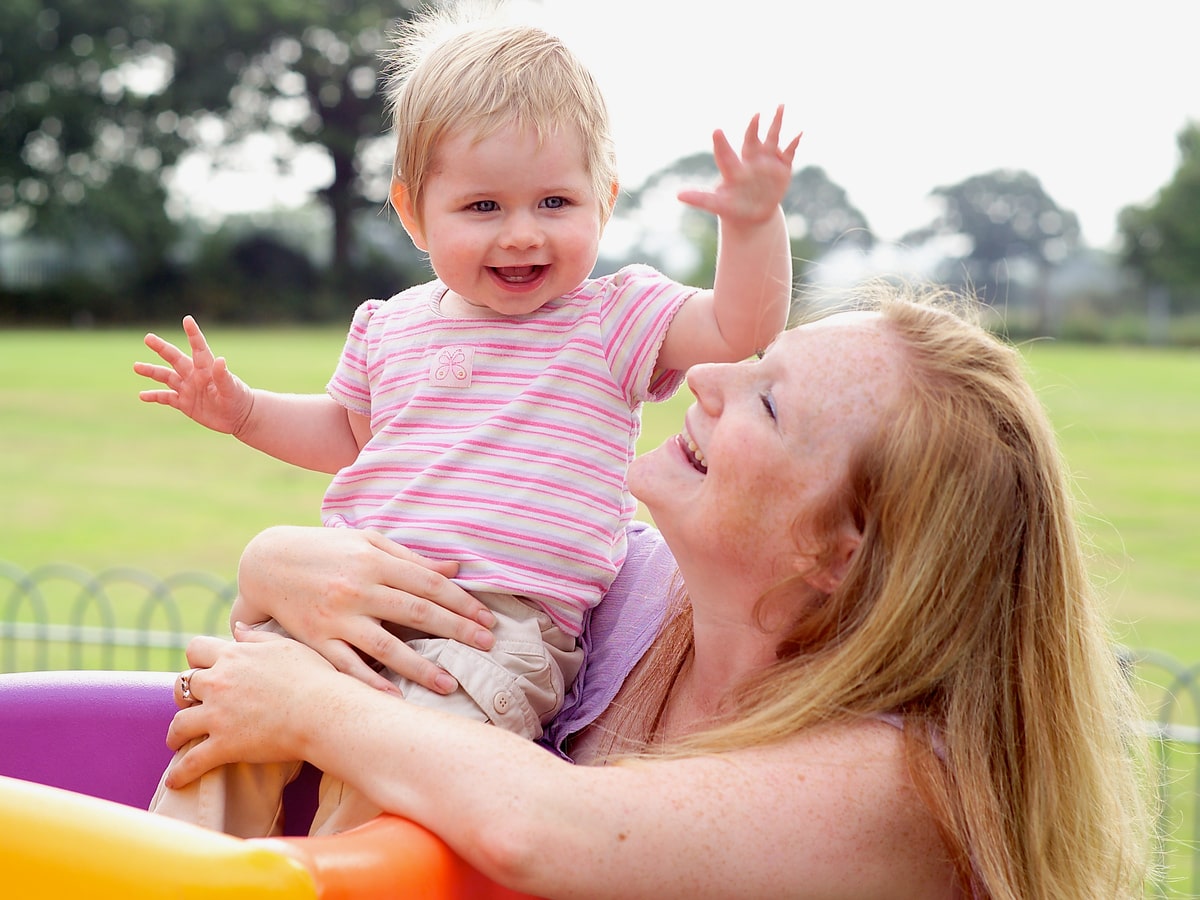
165, 720, 228, 789
235, 622, 410, 696
378, 586, 496, 649
183, 634, 229, 669
359, 530, 498, 639
367, 531, 494, 621
165, 704, 208, 754
348, 621, 461, 695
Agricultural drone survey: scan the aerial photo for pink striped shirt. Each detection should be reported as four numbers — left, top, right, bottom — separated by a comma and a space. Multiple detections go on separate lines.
323, 265, 693, 636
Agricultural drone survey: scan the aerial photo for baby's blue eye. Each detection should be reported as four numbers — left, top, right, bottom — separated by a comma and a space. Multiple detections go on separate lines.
470, 200, 499, 212
541, 196, 568, 209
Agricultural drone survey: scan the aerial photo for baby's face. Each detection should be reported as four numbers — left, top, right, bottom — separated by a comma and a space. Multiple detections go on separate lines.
415, 123, 606, 318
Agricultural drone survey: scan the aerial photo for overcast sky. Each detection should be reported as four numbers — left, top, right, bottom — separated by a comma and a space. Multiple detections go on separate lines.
178, 0, 1200, 255
538, 0, 1200, 251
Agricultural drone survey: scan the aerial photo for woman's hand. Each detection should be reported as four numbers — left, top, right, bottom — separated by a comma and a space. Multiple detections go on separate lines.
163, 631, 340, 788
233, 525, 497, 696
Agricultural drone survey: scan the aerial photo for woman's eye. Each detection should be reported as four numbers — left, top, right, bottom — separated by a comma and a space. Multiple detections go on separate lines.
541, 196, 568, 209
760, 392, 777, 421
755, 348, 766, 360
470, 200, 499, 213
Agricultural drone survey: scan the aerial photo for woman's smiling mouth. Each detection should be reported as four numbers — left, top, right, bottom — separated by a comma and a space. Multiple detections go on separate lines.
679, 429, 707, 474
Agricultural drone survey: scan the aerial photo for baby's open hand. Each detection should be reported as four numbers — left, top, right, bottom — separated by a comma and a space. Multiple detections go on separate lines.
677, 105, 801, 227
134, 315, 254, 435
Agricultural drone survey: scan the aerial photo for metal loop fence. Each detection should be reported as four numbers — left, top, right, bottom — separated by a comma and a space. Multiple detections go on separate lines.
1123, 648, 1200, 898
0, 562, 1195, 893
0, 561, 235, 673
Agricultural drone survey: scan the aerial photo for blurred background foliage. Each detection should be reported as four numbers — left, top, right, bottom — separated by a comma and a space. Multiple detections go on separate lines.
2, 0, 1200, 340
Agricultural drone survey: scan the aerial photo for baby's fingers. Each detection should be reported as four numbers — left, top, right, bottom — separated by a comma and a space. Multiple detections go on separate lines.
137, 388, 183, 408
780, 130, 803, 166
675, 187, 722, 217
182, 315, 216, 368
710, 127, 741, 177
141, 332, 196, 379
210, 357, 241, 397
133, 359, 174, 386
761, 105, 785, 149
741, 111, 765, 155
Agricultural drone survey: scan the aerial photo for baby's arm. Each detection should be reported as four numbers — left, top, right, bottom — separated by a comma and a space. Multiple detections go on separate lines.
135, 315, 361, 474
658, 106, 800, 371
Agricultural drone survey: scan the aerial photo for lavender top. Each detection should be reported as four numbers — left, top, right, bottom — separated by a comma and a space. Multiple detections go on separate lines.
538, 521, 675, 760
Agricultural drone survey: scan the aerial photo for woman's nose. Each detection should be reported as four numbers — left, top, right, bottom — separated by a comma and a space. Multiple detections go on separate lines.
686, 362, 728, 415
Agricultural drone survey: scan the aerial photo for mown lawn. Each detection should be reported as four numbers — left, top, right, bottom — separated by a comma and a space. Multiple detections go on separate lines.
1, 324, 1196, 659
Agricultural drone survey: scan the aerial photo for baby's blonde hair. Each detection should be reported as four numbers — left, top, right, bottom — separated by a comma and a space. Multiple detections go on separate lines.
382, 1, 618, 225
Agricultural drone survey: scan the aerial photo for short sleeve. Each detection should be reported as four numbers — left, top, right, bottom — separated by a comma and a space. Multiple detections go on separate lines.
598, 265, 694, 406
325, 298, 385, 418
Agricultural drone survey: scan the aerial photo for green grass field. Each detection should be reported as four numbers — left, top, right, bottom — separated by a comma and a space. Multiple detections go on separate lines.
1, 324, 1197, 660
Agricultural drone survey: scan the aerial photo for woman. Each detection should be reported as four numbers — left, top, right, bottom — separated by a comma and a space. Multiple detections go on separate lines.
164, 286, 1154, 899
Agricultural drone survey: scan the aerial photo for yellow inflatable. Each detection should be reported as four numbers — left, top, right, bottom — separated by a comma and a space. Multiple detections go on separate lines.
1, 775, 531, 898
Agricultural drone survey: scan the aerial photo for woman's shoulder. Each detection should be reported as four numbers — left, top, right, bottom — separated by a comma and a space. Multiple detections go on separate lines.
568, 719, 958, 898
710, 718, 959, 897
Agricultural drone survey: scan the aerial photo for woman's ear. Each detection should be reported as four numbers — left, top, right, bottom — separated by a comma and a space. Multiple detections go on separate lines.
390, 179, 428, 251
801, 521, 862, 596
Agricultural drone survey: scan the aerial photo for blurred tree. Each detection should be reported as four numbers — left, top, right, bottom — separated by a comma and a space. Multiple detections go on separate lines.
0, 0, 187, 281
902, 169, 1080, 330
166, 0, 417, 280
783, 165, 875, 260
623, 154, 873, 287
0, 0, 414, 301
1118, 122, 1200, 311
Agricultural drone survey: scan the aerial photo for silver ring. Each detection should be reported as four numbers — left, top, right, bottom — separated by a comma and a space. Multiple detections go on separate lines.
179, 668, 197, 702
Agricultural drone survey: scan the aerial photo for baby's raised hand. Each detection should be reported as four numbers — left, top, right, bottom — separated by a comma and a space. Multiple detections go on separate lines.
134, 315, 254, 435
677, 105, 801, 227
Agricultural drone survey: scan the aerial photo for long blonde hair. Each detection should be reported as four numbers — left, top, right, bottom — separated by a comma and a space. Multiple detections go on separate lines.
613, 284, 1155, 898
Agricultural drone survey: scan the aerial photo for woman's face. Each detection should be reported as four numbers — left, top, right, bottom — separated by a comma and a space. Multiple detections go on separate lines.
631, 312, 904, 595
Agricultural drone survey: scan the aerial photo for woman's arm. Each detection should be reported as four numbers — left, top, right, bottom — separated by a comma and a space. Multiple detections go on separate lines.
167, 634, 954, 899
232, 525, 497, 695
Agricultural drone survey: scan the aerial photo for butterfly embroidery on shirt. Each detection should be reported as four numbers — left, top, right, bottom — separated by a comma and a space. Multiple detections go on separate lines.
428, 346, 474, 387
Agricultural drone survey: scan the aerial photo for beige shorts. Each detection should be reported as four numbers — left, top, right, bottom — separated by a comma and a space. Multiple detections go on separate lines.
383, 591, 582, 740
150, 592, 582, 837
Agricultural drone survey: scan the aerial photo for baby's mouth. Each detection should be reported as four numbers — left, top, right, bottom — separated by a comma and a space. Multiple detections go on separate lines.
492, 265, 545, 284
680, 431, 707, 474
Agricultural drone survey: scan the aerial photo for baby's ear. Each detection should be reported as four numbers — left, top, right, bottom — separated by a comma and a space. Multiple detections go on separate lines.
604, 180, 620, 219
390, 179, 427, 251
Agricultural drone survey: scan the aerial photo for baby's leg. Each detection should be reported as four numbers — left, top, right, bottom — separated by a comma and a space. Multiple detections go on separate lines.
309, 594, 582, 837
148, 741, 303, 838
